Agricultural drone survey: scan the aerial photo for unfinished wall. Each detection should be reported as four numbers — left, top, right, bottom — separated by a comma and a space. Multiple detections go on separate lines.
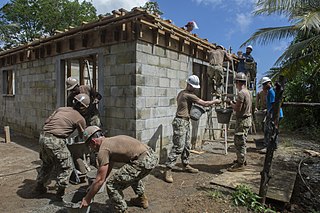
0, 57, 56, 137
134, 40, 211, 160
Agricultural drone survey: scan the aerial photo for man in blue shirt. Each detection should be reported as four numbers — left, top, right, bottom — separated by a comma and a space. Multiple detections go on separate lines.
260, 77, 283, 152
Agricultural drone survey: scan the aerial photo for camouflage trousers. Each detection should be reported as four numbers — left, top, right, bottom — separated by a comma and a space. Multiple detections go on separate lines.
106, 147, 158, 212
234, 117, 252, 164
207, 65, 224, 96
166, 117, 190, 169
86, 108, 101, 127
36, 132, 72, 189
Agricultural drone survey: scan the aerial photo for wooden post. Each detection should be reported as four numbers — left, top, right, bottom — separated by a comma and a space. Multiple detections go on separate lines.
4, 126, 11, 143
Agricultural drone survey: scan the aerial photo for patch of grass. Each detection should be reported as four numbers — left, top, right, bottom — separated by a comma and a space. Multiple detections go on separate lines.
232, 184, 275, 213
206, 189, 223, 200
281, 138, 293, 147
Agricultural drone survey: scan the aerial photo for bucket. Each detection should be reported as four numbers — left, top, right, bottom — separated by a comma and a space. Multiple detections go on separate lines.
63, 189, 90, 213
254, 110, 266, 123
86, 169, 106, 194
190, 104, 206, 121
215, 108, 233, 124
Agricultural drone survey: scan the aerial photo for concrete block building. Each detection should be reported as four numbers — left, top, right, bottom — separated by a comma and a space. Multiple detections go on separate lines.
0, 8, 222, 158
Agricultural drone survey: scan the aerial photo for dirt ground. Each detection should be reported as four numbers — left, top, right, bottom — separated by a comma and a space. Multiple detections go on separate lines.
0, 130, 319, 213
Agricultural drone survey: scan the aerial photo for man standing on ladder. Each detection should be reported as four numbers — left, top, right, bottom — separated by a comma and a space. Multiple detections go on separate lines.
207, 45, 233, 98
226, 73, 252, 172
66, 77, 102, 127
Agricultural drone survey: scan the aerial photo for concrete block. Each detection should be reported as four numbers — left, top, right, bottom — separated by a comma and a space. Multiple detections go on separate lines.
136, 51, 148, 64
159, 78, 170, 88
140, 64, 157, 76
178, 54, 189, 63
180, 62, 188, 71
144, 76, 159, 87
147, 55, 160, 66
136, 120, 146, 131
116, 52, 135, 64
159, 57, 171, 68
159, 97, 170, 107
171, 60, 180, 70
167, 69, 177, 79
154, 46, 166, 57
137, 108, 151, 119
136, 97, 146, 108
124, 63, 136, 75
155, 88, 167, 97
140, 87, 155, 97
145, 97, 158, 108
137, 42, 152, 54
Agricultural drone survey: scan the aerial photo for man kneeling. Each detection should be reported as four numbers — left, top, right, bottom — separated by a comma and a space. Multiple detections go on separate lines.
80, 126, 158, 212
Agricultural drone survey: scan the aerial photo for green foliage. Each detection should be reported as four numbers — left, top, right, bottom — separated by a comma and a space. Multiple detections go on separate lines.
232, 184, 275, 212
206, 189, 223, 200
282, 63, 320, 132
0, 0, 97, 49
141, 1, 163, 15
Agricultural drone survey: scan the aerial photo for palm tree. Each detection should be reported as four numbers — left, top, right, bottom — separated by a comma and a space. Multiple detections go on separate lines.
241, 0, 320, 79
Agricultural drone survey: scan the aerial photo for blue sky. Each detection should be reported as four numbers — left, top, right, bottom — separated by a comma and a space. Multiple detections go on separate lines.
0, 0, 293, 84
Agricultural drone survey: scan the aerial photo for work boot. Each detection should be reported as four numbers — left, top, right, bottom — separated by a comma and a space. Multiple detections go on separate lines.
33, 183, 47, 194
183, 164, 199, 173
164, 168, 173, 183
55, 188, 65, 201
227, 163, 245, 172
130, 194, 149, 209
233, 160, 247, 166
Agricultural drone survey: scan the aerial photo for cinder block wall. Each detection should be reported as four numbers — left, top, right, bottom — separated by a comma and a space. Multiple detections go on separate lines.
134, 40, 208, 161
0, 57, 56, 137
103, 42, 137, 137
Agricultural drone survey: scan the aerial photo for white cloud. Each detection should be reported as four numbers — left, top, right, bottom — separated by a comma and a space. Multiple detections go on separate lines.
273, 41, 289, 52
91, 0, 149, 15
192, 0, 223, 6
235, 13, 252, 33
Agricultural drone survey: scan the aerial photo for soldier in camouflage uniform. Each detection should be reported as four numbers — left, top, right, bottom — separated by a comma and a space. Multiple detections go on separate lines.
227, 73, 252, 172
34, 94, 89, 199
80, 126, 158, 213
164, 75, 221, 183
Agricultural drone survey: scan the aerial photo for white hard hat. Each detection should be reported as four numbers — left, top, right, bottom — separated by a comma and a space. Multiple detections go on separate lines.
216, 45, 224, 50
246, 45, 253, 50
186, 75, 200, 88
66, 77, 79, 91
261, 77, 271, 85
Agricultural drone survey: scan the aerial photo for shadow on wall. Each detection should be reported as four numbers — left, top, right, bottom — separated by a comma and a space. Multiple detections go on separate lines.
148, 124, 168, 164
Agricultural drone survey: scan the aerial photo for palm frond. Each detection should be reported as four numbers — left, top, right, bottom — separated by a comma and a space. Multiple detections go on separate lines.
240, 25, 297, 48
274, 35, 320, 65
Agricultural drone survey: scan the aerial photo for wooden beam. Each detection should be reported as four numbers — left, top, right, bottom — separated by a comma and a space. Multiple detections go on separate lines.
282, 102, 320, 107
4, 126, 11, 143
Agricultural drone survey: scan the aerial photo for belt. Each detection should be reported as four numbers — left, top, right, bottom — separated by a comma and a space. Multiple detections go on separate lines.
41, 131, 64, 139
176, 116, 189, 121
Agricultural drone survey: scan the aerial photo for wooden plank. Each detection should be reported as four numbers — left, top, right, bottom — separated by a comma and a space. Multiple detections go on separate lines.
210, 164, 296, 203
4, 126, 11, 143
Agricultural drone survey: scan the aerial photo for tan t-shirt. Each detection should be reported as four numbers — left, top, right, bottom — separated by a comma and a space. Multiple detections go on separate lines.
176, 90, 200, 118
236, 89, 252, 118
97, 135, 148, 166
43, 107, 86, 138
208, 49, 226, 66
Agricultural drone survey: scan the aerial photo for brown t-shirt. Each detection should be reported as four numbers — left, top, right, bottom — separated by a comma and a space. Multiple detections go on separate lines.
43, 107, 86, 138
208, 49, 226, 66
236, 88, 252, 118
176, 90, 200, 118
97, 135, 148, 166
